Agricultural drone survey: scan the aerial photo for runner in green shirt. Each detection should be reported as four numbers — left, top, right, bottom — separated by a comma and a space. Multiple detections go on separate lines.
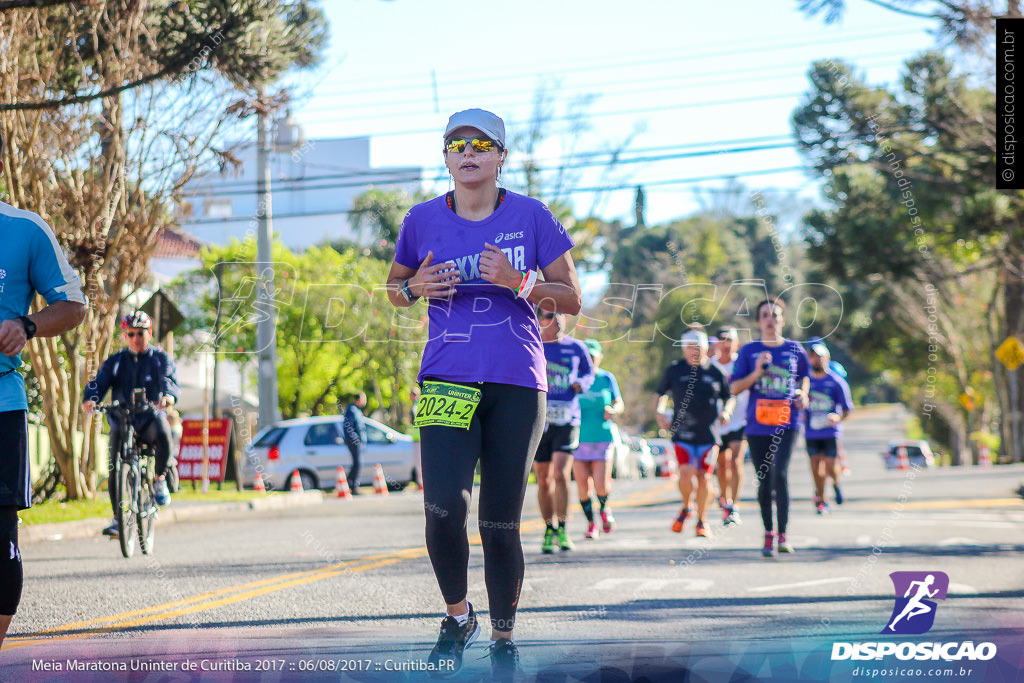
573, 339, 624, 539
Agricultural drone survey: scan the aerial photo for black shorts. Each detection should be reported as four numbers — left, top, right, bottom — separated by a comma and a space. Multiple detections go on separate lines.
533, 424, 579, 463
0, 410, 31, 509
806, 437, 839, 458
721, 428, 746, 445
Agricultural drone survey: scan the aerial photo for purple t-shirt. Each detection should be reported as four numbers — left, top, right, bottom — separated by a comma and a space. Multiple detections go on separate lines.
805, 371, 854, 439
732, 340, 810, 435
543, 336, 595, 426
394, 191, 575, 390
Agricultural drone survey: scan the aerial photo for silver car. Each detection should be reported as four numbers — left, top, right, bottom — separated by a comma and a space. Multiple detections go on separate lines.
241, 416, 417, 492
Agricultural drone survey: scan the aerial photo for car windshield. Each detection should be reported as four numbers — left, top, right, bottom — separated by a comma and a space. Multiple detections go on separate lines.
891, 446, 925, 458
254, 427, 286, 448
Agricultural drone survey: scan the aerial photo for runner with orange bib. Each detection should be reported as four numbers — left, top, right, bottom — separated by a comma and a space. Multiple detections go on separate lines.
730, 299, 810, 557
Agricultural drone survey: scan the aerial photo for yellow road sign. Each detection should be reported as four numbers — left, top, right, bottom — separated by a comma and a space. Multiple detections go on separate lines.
996, 336, 1024, 371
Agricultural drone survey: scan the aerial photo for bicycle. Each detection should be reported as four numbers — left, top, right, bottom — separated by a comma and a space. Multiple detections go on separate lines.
97, 391, 159, 558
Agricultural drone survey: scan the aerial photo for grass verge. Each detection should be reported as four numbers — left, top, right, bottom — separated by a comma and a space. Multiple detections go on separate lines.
19, 484, 260, 526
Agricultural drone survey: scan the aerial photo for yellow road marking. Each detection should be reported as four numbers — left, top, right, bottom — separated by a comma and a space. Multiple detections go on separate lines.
8, 557, 405, 648
33, 559, 365, 634
5, 479, 721, 648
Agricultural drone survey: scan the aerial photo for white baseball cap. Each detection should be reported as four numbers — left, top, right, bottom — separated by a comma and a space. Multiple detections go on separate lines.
678, 329, 709, 350
444, 109, 506, 148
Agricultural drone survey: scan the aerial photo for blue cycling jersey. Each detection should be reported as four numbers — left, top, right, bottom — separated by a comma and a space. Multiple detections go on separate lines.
0, 202, 85, 411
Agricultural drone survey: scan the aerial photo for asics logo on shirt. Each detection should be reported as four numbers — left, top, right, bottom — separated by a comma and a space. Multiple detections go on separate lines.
494, 231, 524, 244
0, 268, 6, 279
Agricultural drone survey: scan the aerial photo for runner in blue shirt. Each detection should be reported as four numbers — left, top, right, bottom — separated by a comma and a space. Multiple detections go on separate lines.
0, 133, 87, 648
730, 299, 810, 557
534, 311, 594, 552
804, 339, 853, 513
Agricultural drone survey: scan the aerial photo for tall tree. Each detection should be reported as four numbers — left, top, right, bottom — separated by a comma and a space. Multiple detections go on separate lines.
171, 239, 423, 425
793, 54, 1011, 461
0, 1, 328, 499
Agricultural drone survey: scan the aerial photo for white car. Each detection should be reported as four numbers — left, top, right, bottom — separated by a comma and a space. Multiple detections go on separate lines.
241, 415, 417, 492
882, 439, 936, 469
607, 423, 648, 479
646, 438, 678, 477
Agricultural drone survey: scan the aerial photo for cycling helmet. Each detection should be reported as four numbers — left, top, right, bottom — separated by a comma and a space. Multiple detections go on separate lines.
121, 310, 152, 330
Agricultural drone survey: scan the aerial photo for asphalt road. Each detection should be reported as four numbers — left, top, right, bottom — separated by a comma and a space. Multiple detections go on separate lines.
4, 404, 1023, 682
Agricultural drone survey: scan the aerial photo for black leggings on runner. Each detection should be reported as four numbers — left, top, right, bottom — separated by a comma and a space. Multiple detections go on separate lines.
419, 381, 545, 633
0, 506, 22, 615
747, 429, 797, 534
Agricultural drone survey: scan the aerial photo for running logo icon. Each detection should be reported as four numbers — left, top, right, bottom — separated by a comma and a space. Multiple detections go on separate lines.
882, 571, 949, 635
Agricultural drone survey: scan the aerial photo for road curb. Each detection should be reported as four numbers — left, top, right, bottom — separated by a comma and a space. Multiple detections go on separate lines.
20, 491, 325, 543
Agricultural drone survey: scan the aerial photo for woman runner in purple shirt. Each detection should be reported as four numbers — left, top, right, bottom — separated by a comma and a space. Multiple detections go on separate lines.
386, 108, 582, 678
730, 299, 810, 558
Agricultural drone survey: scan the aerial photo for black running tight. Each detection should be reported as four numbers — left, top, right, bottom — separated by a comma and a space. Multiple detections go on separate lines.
419, 381, 544, 633
0, 506, 21, 615
747, 429, 797, 535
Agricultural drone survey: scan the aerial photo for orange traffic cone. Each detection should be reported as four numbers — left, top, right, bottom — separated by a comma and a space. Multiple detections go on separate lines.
838, 444, 851, 476
896, 446, 910, 471
660, 458, 676, 478
335, 466, 352, 499
253, 471, 267, 494
979, 445, 992, 467
289, 470, 304, 492
373, 463, 389, 496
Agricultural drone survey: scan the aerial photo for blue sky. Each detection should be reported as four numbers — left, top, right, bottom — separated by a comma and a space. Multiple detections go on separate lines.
287, 0, 940, 226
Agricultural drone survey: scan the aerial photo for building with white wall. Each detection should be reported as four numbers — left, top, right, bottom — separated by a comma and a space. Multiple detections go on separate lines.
179, 121, 421, 250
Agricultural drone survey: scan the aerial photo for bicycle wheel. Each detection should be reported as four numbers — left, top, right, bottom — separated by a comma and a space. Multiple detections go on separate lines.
138, 461, 157, 555
117, 461, 138, 558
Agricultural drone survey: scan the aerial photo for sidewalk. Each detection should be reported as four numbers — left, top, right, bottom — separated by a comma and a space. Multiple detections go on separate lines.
19, 490, 325, 544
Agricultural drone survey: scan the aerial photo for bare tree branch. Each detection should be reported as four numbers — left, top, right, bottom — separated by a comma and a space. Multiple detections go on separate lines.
0, 0, 82, 10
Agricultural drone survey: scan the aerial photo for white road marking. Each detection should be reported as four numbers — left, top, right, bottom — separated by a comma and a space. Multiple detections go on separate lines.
948, 582, 979, 594
937, 537, 982, 546
851, 518, 1019, 529
469, 579, 545, 593
855, 535, 872, 546
591, 578, 714, 592
748, 577, 851, 593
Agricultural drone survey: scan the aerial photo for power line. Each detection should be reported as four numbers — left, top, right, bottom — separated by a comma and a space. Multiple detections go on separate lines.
183, 135, 796, 192
300, 52, 913, 115
180, 165, 809, 226
310, 28, 916, 97
186, 134, 790, 192
181, 141, 797, 198
296, 91, 807, 138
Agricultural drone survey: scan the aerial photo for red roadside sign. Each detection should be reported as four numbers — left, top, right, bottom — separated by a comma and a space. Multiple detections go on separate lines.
178, 419, 232, 482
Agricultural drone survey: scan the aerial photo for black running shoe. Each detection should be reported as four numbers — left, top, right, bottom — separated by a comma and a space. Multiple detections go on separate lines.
427, 605, 480, 678
486, 638, 520, 680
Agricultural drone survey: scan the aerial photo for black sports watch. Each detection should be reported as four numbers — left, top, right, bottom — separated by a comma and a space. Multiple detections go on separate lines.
400, 279, 419, 303
17, 316, 36, 340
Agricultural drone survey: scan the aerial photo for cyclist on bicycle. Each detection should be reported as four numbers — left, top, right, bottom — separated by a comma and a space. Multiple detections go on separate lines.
82, 311, 179, 537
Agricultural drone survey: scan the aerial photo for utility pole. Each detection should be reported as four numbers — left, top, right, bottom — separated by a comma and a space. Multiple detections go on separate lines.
212, 261, 224, 418
256, 91, 280, 429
